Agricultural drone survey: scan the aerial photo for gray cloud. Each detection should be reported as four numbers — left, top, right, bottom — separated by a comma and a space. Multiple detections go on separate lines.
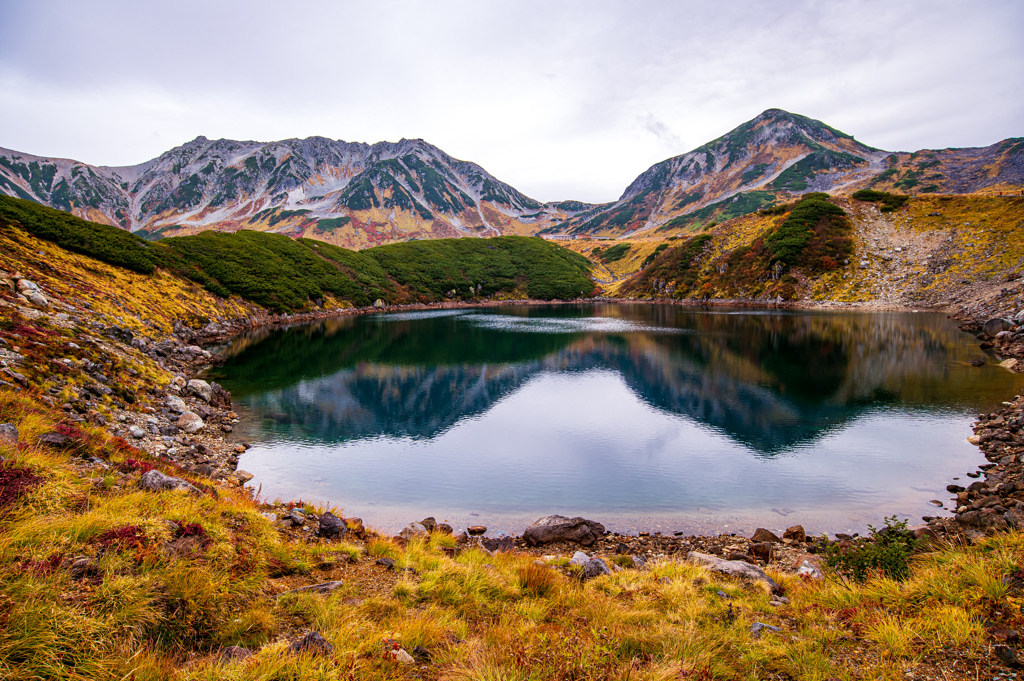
0, 0, 1021, 203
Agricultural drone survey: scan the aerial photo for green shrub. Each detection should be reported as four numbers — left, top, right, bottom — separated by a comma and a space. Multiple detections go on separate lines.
765, 193, 851, 269
852, 189, 909, 212
365, 236, 594, 301
641, 244, 669, 269
600, 243, 631, 263
0, 195, 171, 275
824, 516, 920, 582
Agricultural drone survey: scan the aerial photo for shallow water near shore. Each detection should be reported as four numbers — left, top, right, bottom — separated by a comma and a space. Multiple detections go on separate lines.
209, 303, 1024, 536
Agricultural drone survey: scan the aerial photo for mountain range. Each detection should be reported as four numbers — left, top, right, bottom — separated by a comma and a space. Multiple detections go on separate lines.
1, 109, 1021, 248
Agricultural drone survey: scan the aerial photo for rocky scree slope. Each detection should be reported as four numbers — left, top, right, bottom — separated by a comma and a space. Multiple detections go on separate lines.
0, 136, 595, 249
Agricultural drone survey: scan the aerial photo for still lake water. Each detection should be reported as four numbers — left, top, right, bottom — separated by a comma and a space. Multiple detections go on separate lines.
208, 304, 1024, 536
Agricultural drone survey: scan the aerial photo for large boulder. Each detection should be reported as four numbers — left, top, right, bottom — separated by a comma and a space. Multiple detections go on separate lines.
26, 290, 48, 308
522, 515, 605, 546
186, 379, 213, 403
983, 318, 1012, 337
177, 412, 205, 434
165, 395, 187, 414
137, 469, 203, 496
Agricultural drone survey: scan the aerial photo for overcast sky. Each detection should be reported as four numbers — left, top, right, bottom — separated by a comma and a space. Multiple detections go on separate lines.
1, 0, 1021, 203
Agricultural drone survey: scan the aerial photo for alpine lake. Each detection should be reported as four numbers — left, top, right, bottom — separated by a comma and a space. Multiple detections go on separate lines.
206, 303, 1024, 537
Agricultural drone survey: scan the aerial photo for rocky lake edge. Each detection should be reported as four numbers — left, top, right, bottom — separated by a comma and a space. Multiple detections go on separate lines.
12, 288, 1019, 580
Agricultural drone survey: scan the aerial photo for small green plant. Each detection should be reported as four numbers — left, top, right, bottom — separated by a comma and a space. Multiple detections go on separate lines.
600, 243, 632, 263
852, 189, 909, 212
824, 516, 920, 582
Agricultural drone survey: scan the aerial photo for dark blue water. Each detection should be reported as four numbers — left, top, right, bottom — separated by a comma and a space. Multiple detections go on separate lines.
208, 304, 1023, 535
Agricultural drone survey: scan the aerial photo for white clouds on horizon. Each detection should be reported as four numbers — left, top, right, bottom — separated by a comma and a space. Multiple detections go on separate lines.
0, 0, 1021, 203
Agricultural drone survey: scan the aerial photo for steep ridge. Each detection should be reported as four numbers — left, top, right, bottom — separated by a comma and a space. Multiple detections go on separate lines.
0, 137, 595, 248
546, 110, 1024, 238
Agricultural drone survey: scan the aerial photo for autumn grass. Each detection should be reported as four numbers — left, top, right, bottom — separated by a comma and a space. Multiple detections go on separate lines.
3, 381, 1024, 679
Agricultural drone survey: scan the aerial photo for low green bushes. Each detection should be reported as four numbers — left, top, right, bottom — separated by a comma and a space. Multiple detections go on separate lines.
852, 189, 910, 212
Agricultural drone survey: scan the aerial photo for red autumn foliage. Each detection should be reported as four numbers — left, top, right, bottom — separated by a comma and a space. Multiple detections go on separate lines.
21, 553, 64, 576
118, 458, 154, 474
97, 525, 147, 550
0, 462, 42, 508
54, 423, 88, 440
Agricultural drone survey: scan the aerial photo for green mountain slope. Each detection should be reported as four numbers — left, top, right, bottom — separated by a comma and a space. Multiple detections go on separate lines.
0, 196, 595, 312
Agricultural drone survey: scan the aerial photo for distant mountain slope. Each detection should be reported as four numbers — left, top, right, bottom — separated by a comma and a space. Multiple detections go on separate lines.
546, 109, 1024, 238
2, 110, 1021, 248
0, 137, 594, 248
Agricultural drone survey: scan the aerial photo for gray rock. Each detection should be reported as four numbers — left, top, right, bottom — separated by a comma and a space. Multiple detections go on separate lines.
582, 558, 612, 580
103, 326, 134, 344
983, 318, 1012, 337
796, 560, 824, 581
687, 551, 783, 593
282, 580, 345, 595
0, 423, 17, 446
26, 290, 48, 308
16, 278, 38, 293
186, 379, 213, 402
568, 551, 591, 566
398, 522, 429, 540
234, 470, 254, 484
128, 425, 146, 439
218, 646, 251, 663
631, 555, 647, 569
318, 512, 347, 539
749, 622, 782, 638
290, 631, 334, 656
38, 431, 71, 448
137, 469, 203, 496
522, 515, 605, 546
177, 412, 205, 434
1015, 310, 1024, 325
165, 395, 187, 413
287, 510, 306, 526
481, 536, 515, 552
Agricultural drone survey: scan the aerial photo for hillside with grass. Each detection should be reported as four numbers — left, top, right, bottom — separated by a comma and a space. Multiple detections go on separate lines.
2, 171, 1024, 678
0, 196, 596, 313
616, 192, 1024, 314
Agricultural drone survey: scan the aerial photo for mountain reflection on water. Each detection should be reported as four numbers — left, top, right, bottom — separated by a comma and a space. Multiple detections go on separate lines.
211, 305, 1018, 455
